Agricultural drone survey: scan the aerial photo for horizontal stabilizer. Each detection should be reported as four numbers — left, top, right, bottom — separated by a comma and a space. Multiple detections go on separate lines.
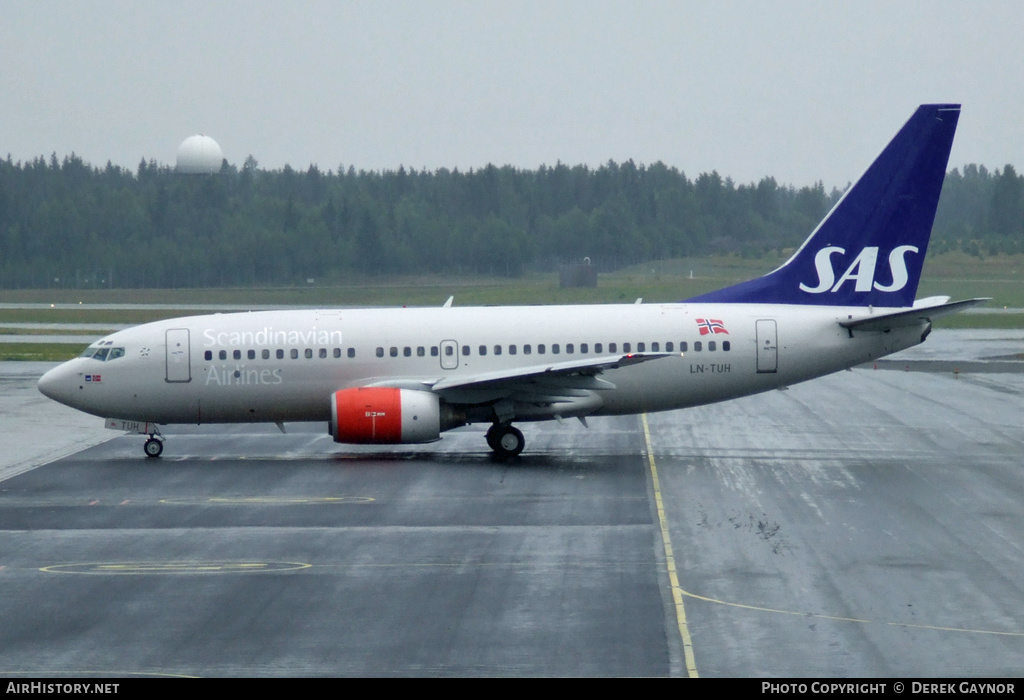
840, 298, 989, 333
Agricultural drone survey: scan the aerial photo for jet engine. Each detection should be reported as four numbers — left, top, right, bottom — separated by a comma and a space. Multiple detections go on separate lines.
330, 387, 443, 444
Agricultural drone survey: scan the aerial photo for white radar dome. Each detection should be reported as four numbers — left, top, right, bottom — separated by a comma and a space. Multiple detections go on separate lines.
176, 135, 224, 174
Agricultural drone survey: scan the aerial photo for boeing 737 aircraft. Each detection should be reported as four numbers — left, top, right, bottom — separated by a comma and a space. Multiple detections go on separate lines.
38, 104, 983, 459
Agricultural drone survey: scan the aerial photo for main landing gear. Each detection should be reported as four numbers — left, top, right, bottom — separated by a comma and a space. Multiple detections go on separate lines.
485, 423, 525, 459
143, 433, 164, 458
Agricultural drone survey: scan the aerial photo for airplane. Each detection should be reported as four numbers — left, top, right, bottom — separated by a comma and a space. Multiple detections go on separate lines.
38, 104, 985, 459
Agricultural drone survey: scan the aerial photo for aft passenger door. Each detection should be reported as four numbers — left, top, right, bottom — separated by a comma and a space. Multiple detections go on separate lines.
756, 320, 778, 373
439, 339, 459, 370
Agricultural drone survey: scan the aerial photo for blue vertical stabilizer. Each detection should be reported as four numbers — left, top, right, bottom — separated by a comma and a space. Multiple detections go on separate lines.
686, 104, 960, 307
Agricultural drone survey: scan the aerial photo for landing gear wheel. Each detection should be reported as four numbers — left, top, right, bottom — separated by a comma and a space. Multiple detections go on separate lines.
485, 423, 503, 451
488, 425, 525, 459
144, 437, 164, 458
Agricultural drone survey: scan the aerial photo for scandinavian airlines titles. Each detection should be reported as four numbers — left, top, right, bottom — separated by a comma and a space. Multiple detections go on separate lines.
202, 327, 343, 347
205, 364, 283, 386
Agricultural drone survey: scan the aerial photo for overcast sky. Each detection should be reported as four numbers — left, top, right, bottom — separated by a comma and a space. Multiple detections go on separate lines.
3, 1, 1022, 188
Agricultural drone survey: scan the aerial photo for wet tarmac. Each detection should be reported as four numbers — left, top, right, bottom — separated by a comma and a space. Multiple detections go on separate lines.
0, 331, 1022, 677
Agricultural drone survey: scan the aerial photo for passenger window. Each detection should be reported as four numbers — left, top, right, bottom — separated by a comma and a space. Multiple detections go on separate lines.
680, 342, 688, 352
494, 345, 502, 355
219, 350, 227, 360
291, 349, 299, 359
709, 341, 716, 351
538, 344, 546, 354
319, 348, 327, 358
277, 349, 285, 359
509, 345, 517, 355
389, 347, 398, 358
595, 343, 603, 353
637, 342, 645, 352
665, 342, 673, 352
403, 347, 411, 357
417, 347, 425, 357
263, 349, 270, 359
623, 342, 631, 353
723, 341, 731, 351
552, 344, 560, 354
432, 347, 439, 357
581, 343, 588, 354
524, 345, 532, 355
694, 342, 702, 352
204, 350, 212, 361
348, 348, 356, 358
609, 343, 617, 353
376, 347, 384, 358
566, 343, 574, 354
462, 346, 470, 356
652, 342, 659, 352
479, 345, 487, 356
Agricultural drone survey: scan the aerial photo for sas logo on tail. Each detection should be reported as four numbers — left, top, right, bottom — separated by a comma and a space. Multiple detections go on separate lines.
799, 245, 918, 294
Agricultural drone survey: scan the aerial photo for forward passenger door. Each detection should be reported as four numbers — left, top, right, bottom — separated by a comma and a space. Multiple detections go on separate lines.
165, 328, 191, 382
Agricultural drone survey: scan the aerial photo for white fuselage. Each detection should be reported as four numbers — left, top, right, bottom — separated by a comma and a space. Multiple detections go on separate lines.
38, 302, 928, 427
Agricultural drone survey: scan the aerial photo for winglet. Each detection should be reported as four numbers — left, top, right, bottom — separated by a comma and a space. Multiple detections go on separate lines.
686, 104, 961, 307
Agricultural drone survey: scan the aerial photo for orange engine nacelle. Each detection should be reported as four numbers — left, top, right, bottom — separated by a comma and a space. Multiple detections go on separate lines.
330, 387, 441, 444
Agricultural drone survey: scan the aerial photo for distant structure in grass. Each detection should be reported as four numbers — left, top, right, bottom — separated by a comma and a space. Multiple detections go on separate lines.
559, 257, 598, 288
176, 135, 224, 174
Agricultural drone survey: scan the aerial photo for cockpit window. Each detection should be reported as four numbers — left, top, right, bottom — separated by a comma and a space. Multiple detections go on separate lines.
79, 346, 125, 361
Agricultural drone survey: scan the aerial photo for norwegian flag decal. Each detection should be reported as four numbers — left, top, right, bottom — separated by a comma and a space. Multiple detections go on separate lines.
696, 318, 729, 336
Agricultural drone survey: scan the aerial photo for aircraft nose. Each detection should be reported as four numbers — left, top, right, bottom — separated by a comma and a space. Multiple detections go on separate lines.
38, 362, 77, 405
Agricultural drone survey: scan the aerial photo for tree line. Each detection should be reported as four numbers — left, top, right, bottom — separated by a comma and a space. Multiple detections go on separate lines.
0, 153, 1021, 289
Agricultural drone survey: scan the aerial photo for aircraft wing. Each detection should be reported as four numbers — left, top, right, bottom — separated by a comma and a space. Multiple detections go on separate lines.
430, 353, 668, 391
365, 353, 672, 409
839, 297, 989, 333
